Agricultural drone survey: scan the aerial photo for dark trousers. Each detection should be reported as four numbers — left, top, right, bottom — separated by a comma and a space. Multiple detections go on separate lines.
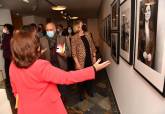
78, 80, 94, 100
4, 58, 11, 88
67, 57, 75, 70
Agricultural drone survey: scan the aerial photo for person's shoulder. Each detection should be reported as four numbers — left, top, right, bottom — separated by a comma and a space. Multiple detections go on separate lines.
40, 36, 48, 39
40, 36, 48, 43
34, 59, 50, 66
9, 61, 16, 70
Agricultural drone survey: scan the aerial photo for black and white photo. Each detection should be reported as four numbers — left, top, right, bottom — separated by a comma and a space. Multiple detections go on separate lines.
134, 0, 165, 96
120, 0, 134, 64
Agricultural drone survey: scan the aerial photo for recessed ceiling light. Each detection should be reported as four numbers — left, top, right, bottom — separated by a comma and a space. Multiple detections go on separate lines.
60, 11, 64, 14
51, 5, 67, 11
71, 16, 79, 20
22, 0, 30, 3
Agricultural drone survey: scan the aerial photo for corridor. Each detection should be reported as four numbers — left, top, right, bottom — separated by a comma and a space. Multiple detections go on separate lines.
0, 0, 165, 114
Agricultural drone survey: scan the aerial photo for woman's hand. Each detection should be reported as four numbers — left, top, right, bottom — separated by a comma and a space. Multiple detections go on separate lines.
41, 48, 47, 54
93, 58, 111, 71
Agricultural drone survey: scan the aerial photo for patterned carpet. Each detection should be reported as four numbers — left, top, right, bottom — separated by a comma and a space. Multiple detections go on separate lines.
62, 69, 120, 114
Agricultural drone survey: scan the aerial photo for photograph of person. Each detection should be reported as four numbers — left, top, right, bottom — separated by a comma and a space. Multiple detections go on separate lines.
107, 15, 111, 46
111, 33, 119, 63
112, 0, 119, 30
121, 13, 130, 52
112, 36, 117, 58
137, 0, 158, 69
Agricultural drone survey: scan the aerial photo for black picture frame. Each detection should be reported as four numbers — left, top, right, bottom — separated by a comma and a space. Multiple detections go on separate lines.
104, 18, 107, 41
111, 32, 120, 64
111, 0, 120, 30
119, 0, 135, 65
106, 17, 108, 43
134, 0, 165, 97
107, 15, 111, 46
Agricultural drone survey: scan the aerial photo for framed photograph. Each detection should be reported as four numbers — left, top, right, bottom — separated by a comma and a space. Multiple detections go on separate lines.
105, 17, 108, 42
104, 18, 107, 41
134, 0, 165, 97
107, 15, 111, 46
111, 0, 120, 30
120, 0, 135, 64
111, 32, 120, 64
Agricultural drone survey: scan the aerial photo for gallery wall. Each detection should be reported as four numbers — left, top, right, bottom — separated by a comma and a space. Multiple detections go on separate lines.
22, 15, 46, 25
87, 18, 100, 47
98, 0, 165, 114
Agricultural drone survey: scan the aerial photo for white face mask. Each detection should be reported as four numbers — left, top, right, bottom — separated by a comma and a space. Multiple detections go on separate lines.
145, 5, 151, 21
68, 28, 72, 34
2, 28, 7, 34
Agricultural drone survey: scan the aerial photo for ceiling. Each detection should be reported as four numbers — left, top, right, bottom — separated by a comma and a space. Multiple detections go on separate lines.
0, 0, 102, 20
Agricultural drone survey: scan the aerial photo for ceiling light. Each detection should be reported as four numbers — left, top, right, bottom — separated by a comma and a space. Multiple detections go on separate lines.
71, 17, 79, 20
51, 5, 67, 11
22, 0, 30, 3
60, 11, 64, 14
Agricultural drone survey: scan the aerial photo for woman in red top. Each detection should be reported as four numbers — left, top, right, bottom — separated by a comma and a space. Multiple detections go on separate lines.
9, 31, 110, 114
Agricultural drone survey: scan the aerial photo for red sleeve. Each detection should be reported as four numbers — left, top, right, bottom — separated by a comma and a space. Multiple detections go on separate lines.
9, 63, 17, 97
10, 80, 17, 97
40, 61, 95, 85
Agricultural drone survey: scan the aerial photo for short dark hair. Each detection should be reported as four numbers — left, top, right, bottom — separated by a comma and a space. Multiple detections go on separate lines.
21, 25, 32, 32
82, 24, 88, 32
4, 24, 14, 35
11, 31, 41, 68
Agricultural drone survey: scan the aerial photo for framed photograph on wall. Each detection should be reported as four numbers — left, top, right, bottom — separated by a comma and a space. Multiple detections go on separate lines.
107, 15, 111, 46
111, 32, 120, 64
105, 17, 108, 42
134, 0, 165, 97
120, 0, 135, 64
104, 18, 107, 41
111, 0, 120, 30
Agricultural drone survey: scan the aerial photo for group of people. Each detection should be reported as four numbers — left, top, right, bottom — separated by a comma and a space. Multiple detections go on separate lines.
1, 20, 110, 114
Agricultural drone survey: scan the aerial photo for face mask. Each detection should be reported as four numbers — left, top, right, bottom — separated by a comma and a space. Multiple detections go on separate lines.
2, 29, 7, 34
68, 29, 72, 34
46, 31, 55, 38
57, 29, 60, 32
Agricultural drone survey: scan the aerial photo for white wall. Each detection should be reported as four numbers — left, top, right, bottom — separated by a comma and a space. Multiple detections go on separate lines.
98, 0, 165, 114
87, 18, 100, 47
0, 9, 12, 78
0, 9, 12, 25
22, 16, 35, 25
22, 15, 46, 25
